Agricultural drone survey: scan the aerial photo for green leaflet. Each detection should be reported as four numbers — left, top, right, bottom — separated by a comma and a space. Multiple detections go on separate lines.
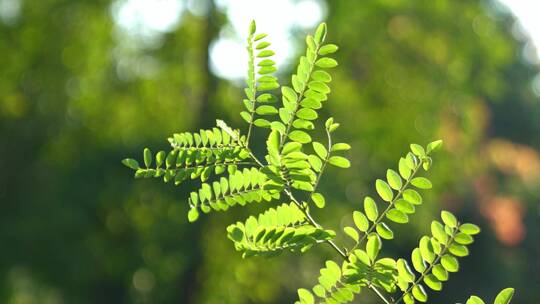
375, 179, 393, 202
494, 288, 515, 304
311, 192, 326, 208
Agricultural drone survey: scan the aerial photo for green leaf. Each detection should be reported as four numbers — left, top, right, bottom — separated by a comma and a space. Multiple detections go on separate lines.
353, 211, 369, 232
403, 293, 414, 304
331, 143, 351, 152
432, 264, 448, 281
292, 119, 314, 130
405, 153, 417, 170
282, 142, 302, 155
258, 59, 276, 67
399, 157, 412, 179
249, 20, 256, 35
300, 98, 321, 109
410, 144, 426, 156
328, 156, 350, 168
422, 157, 432, 171
411, 177, 432, 189
143, 148, 152, 167
494, 288, 514, 304
122, 158, 140, 170
314, 22, 327, 44
431, 221, 448, 244
256, 105, 278, 115
441, 210, 458, 228
240, 111, 252, 123
411, 248, 426, 272
454, 233, 474, 245
449, 244, 469, 257
412, 285, 428, 302
297, 108, 318, 120
259, 66, 277, 75
289, 130, 312, 144
403, 189, 422, 205
466, 296, 486, 304
441, 254, 459, 272
319, 44, 339, 55
254, 33, 267, 41
397, 258, 415, 283
257, 50, 275, 57
424, 274, 442, 291
344, 226, 359, 242
312, 70, 332, 82
460, 223, 481, 235
375, 179, 394, 202
188, 208, 199, 222
282, 86, 298, 103
315, 58, 338, 68
427, 140, 443, 154
308, 81, 330, 94
364, 197, 378, 221
419, 236, 435, 263
155, 151, 165, 167
254, 119, 270, 127
386, 209, 408, 224
395, 199, 415, 214
267, 130, 280, 154
311, 193, 326, 208
376, 223, 394, 239
312, 142, 327, 159
366, 234, 381, 261
255, 41, 270, 50
386, 169, 402, 190
308, 155, 323, 172
298, 288, 314, 304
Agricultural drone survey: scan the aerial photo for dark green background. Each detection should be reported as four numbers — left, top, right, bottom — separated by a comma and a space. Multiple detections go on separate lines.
1, 0, 539, 303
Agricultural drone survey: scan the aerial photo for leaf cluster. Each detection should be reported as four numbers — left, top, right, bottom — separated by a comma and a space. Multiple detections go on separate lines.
123, 21, 515, 304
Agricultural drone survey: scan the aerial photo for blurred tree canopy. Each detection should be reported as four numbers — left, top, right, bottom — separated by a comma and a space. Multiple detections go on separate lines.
0, 0, 538, 303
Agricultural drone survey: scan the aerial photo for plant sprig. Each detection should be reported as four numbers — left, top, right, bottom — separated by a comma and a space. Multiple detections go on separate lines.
122, 20, 515, 304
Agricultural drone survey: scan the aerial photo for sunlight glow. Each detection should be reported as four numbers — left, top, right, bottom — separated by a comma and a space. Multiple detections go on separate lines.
112, 0, 184, 36
211, 0, 326, 80
111, 0, 540, 79
497, 0, 540, 63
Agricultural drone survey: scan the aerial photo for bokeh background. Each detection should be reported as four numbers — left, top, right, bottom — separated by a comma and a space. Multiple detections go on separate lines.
1, 0, 539, 303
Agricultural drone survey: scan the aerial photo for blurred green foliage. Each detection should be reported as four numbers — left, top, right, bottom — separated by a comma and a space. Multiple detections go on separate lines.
0, 0, 538, 303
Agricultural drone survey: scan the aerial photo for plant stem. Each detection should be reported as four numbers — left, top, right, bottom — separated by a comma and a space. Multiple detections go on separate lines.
246, 125, 394, 304
285, 189, 393, 304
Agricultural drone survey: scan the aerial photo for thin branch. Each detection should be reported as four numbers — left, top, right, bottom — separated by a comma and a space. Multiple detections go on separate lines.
369, 283, 392, 304
284, 188, 394, 304
310, 128, 332, 195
